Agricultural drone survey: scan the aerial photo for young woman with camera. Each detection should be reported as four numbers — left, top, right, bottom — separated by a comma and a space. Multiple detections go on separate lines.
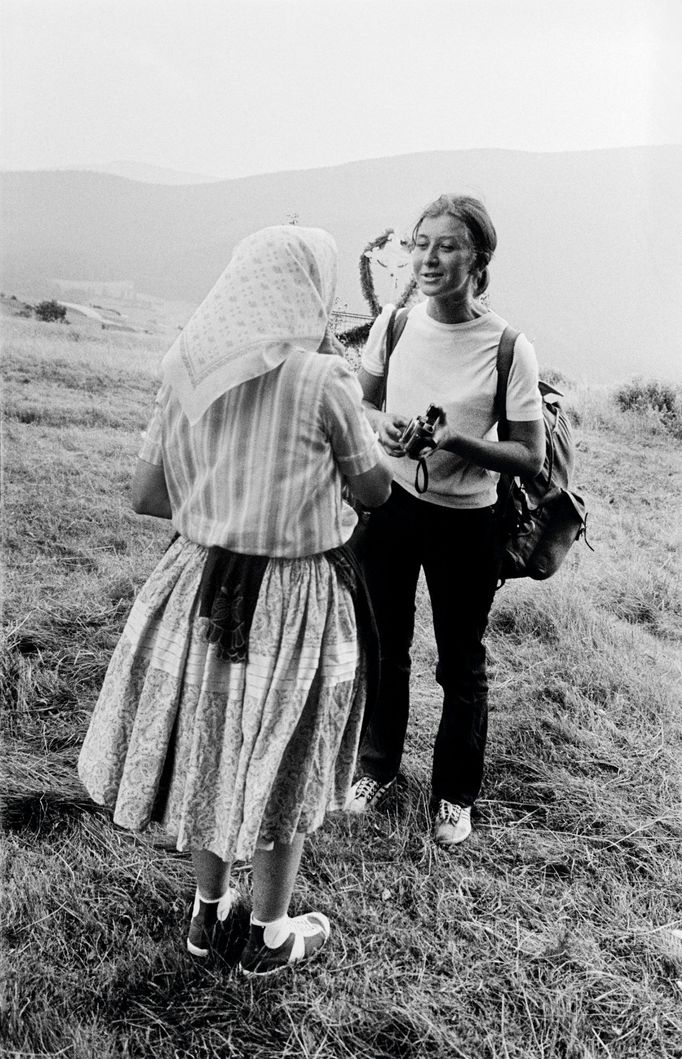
78, 225, 392, 974
346, 194, 545, 848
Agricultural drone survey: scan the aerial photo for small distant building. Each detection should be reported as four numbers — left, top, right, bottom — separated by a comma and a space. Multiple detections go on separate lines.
329, 310, 373, 335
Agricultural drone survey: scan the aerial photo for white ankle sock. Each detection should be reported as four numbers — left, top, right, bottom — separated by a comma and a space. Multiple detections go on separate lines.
198, 892, 222, 904
251, 913, 292, 948
194, 887, 235, 919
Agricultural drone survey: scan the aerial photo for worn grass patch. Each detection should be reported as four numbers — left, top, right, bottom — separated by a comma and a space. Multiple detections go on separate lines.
2, 317, 681, 1058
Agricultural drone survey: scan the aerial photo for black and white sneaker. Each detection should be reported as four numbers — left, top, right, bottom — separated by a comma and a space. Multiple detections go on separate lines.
186, 887, 239, 958
433, 801, 472, 848
239, 912, 331, 976
344, 776, 396, 814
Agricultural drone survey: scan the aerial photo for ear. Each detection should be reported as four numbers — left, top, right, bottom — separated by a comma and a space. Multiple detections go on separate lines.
474, 266, 490, 296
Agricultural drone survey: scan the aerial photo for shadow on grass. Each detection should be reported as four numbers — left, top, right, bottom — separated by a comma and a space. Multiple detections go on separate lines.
1, 789, 109, 834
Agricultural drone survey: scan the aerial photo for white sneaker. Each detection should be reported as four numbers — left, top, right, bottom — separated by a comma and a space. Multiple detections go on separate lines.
345, 775, 396, 814
433, 800, 472, 848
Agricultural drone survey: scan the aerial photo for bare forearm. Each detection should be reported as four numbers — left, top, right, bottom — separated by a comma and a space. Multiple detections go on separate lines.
438, 431, 542, 478
132, 458, 172, 518
346, 451, 393, 508
133, 493, 172, 519
361, 401, 383, 431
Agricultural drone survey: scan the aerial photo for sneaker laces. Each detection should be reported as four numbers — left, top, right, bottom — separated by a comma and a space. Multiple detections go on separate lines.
436, 800, 466, 824
355, 776, 383, 798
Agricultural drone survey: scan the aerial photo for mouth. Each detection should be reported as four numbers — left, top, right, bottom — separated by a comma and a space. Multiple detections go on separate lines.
420, 273, 442, 281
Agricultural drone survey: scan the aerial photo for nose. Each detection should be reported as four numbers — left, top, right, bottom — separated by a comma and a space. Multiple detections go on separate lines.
424, 242, 439, 264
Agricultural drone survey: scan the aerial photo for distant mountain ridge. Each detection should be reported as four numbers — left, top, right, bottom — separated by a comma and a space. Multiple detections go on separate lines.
2, 146, 680, 381
58, 161, 225, 184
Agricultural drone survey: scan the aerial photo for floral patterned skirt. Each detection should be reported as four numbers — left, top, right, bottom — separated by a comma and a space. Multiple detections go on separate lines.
78, 536, 366, 862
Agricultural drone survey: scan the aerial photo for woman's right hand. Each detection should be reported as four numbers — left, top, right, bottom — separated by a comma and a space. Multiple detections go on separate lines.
375, 411, 410, 457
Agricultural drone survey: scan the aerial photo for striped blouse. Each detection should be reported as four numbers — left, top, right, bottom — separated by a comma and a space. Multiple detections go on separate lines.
138, 350, 382, 557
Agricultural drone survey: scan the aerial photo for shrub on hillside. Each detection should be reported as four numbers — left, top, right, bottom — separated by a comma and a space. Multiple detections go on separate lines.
614, 378, 682, 437
34, 300, 67, 323
338, 321, 372, 348
540, 365, 573, 390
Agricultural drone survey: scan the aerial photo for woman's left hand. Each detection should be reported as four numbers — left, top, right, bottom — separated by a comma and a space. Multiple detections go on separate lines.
425, 414, 546, 478
413, 411, 452, 458
430, 413, 452, 452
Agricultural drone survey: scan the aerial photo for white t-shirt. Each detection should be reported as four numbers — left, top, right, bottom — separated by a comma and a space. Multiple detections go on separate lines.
362, 301, 542, 509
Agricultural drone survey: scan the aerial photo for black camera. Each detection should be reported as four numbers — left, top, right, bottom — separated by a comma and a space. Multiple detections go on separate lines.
399, 404, 444, 459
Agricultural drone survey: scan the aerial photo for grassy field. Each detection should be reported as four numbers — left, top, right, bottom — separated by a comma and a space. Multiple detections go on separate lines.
2, 311, 681, 1059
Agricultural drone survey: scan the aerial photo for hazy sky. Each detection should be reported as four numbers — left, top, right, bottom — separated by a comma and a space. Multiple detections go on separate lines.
2, 0, 680, 178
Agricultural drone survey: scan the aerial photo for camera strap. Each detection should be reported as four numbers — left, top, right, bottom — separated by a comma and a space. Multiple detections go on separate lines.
381, 307, 409, 410
414, 457, 429, 494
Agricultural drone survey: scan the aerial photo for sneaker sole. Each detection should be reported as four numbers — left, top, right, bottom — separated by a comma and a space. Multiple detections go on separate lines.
238, 946, 327, 977
434, 826, 472, 849
239, 961, 293, 977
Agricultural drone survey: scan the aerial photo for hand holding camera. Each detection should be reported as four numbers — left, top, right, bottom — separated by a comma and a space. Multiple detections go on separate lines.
375, 410, 411, 457
399, 404, 444, 459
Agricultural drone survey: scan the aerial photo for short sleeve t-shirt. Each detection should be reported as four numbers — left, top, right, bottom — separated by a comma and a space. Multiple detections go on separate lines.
139, 351, 381, 556
362, 301, 542, 509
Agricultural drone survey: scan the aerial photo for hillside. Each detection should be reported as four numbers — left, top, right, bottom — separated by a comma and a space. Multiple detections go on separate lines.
2, 146, 681, 381
2, 313, 680, 1058
65, 161, 225, 184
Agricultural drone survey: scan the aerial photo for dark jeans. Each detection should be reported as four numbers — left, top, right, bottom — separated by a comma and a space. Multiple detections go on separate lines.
359, 483, 501, 807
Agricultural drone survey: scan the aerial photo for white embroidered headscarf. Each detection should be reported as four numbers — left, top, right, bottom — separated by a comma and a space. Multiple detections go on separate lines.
162, 225, 338, 423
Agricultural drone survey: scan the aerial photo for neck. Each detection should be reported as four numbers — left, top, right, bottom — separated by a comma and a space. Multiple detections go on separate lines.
426, 295, 484, 324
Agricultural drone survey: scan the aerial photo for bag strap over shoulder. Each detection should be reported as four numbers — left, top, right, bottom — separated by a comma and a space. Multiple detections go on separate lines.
379, 306, 409, 411
386, 306, 409, 360
494, 325, 520, 442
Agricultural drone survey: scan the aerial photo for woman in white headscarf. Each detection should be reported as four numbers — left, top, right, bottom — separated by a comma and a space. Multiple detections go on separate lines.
78, 226, 391, 976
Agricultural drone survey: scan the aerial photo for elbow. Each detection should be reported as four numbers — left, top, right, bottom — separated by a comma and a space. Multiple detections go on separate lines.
131, 487, 168, 517
131, 487, 145, 514
350, 463, 393, 509
522, 442, 546, 480
365, 465, 393, 508
131, 461, 172, 518
365, 482, 392, 509
525, 453, 545, 479
131, 492, 150, 516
